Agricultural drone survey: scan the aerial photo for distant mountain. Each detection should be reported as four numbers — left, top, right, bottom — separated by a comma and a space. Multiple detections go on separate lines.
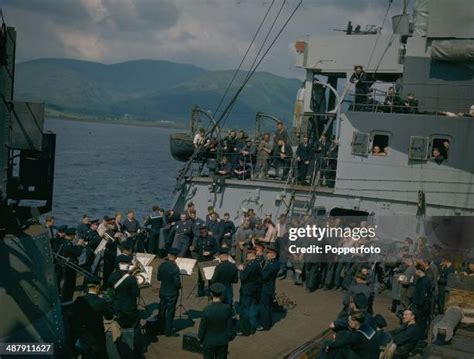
15, 58, 301, 128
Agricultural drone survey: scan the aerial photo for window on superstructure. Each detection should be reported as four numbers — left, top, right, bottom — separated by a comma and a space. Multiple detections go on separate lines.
372, 134, 389, 156
351, 132, 370, 155
431, 137, 450, 162
409, 136, 429, 160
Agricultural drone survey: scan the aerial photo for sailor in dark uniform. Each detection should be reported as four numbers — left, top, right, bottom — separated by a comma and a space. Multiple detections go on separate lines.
144, 205, 164, 255
296, 135, 313, 184
157, 247, 181, 337
83, 219, 101, 276
438, 258, 455, 315
192, 225, 218, 297
238, 247, 262, 336
199, 283, 233, 359
390, 308, 420, 359
102, 217, 119, 289
207, 212, 224, 246
85, 219, 101, 251
259, 244, 280, 331
211, 248, 238, 307
349, 65, 372, 110
108, 255, 140, 329
73, 275, 113, 359
77, 214, 90, 239
174, 212, 194, 257
412, 264, 432, 338
321, 311, 381, 359
60, 227, 85, 302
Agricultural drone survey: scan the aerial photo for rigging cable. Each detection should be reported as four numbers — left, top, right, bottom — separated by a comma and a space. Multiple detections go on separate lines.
174, 0, 302, 190
219, 0, 287, 129
216, 0, 301, 129
213, 0, 276, 116
365, 0, 393, 70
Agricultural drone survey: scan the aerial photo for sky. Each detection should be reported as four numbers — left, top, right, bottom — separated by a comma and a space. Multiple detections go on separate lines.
1, 0, 406, 78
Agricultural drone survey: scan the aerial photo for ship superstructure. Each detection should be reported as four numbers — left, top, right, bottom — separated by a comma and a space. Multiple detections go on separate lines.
172, 0, 474, 222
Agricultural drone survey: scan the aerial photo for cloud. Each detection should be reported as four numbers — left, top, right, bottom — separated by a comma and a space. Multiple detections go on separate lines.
1, 0, 404, 77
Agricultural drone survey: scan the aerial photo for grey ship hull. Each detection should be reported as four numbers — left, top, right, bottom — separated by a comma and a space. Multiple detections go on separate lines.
0, 225, 65, 355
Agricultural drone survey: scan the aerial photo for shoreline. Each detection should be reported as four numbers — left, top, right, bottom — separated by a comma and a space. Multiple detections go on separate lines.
46, 113, 187, 130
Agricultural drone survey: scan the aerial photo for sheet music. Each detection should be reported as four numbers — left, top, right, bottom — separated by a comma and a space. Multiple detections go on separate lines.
94, 238, 108, 255
176, 257, 197, 276
135, 253, 156, 266
198, 260, 219, 281
203, 266, 216, 281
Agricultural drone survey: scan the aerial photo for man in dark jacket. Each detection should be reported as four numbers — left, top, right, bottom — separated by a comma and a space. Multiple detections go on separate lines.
144, 206, 164, 255
157, 248, 182, 337
77, 214, 90, 239
259, 245, 280, 331
238, 248, 262, 336
73, 275, 113, 359
221, 213, 236, 248
207, 212, 224, 246
60, 227, 85, 302
108, 255, 140, 329
296, 135, 313, 184
274, 139, 293, 179
174, 212, 194, 257
412, 264, 432, 338
192, 225, 218, 297
321, 311, 382, 359
390, 308, 420, 359
211, 248, 238, 307
349, 65, 372, 111
438, 258, 455, 314
199, 283, 233, 359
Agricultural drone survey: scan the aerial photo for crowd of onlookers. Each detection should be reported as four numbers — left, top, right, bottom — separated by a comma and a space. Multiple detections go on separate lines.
192, 122, 339, 187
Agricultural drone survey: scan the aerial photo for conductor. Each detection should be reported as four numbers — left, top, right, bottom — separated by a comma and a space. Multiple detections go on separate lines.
157, 247, 181, 337
211, 247, 238, 307
198, 283, 233, 359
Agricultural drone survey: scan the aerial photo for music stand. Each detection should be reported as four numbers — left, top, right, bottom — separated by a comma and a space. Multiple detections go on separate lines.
175, 258, 197, 319
176, 273, 189, 319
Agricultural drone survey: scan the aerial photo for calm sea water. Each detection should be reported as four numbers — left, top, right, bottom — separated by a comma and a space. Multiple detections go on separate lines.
44, 119, 182, 226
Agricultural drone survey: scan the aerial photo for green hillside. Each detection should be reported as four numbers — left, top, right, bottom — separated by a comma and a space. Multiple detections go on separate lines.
15, 58, 301, 128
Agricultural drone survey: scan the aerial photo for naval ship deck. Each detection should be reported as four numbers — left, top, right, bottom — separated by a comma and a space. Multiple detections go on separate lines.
140, 257, 395, 358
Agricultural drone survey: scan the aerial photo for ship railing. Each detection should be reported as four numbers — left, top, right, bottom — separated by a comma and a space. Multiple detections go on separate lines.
192, 147, 338, 192
345, 80, 474, 115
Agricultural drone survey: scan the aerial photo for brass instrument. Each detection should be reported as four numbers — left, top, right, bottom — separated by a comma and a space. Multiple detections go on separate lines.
129, 255, 149, 287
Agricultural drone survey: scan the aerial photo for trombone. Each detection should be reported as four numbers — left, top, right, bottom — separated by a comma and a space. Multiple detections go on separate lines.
53, 252, 94, 278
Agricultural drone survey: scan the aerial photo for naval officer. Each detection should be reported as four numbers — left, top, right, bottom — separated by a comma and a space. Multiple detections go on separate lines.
108, 254, 140, 329
238, 247, 262, 336
198, 283, 233, 359
60, 227, 85, 302
157, 247, 181, 337
73, 275, 113, 359
192, 224, 218, 297
211, 247, 238, 307
259, 244, 280, 331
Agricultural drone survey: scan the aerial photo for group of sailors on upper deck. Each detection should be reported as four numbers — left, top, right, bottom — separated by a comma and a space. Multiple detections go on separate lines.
193, 121, 339, 188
